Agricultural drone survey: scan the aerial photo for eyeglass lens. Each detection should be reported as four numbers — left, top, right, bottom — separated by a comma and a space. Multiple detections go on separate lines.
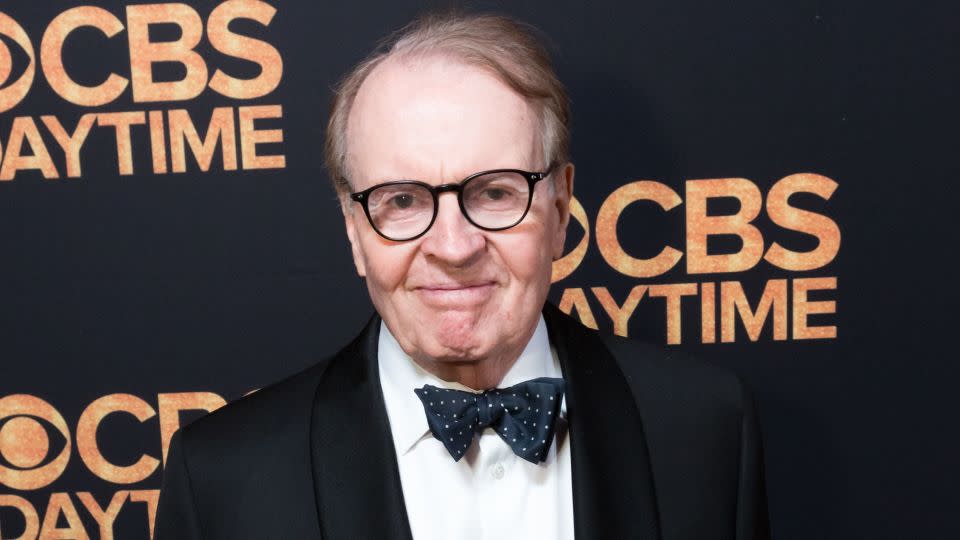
365, 171, 532, 240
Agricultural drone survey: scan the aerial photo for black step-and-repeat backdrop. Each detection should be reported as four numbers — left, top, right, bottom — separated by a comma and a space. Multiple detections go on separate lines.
0, 1, 955, 538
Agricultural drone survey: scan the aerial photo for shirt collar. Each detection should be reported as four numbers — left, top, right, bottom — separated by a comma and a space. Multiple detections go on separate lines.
377, 315, 563, 456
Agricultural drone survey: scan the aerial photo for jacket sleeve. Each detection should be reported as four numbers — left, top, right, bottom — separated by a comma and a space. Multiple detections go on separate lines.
155, 429, 204, 540
736, 384, 772, 540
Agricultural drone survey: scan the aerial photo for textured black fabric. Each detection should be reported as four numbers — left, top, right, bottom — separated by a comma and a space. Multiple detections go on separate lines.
415, 378, 565, 462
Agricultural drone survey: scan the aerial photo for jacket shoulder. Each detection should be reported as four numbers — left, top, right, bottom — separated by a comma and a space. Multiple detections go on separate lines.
156, 327, 368, 538
545, 301, 752, 416
599, 332, 751, 417
155, 359, 331, 540
177, 356, 333, 456
179, 318, 370, 455
173, 327, 368, 486
168, 354, 337, 525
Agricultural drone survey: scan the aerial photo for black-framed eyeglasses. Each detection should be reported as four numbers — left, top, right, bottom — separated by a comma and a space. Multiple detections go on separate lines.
349, 165, 555, 241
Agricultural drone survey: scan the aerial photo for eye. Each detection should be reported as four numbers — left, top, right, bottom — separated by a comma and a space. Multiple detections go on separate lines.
465, 172, 528, 207
390, 193, 416, 209
368, 184, 431, 213
482, 187, 509, 201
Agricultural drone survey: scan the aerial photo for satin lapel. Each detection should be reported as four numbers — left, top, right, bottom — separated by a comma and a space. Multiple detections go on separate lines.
544, 303, 662, 540
310, 315, 414, 540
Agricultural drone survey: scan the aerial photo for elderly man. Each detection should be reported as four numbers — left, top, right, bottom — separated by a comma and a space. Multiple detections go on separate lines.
156, 12, 769, 540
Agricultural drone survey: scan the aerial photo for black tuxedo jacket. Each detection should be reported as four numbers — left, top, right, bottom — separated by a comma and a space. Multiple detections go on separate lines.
156, 303, 770, 539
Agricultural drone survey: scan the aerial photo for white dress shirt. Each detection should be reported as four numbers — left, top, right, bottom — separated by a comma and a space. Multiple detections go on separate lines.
378, 316, 575, 540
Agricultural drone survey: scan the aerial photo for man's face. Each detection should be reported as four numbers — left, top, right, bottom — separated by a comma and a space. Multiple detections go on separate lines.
342, 55, 572, 377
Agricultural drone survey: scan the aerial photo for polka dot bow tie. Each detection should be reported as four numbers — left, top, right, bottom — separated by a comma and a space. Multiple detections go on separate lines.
414, 377, 565, 463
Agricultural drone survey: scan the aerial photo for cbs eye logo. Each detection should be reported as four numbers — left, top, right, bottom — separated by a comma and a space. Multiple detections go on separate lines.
0, 12, 35, 114
0, 395, 70, 491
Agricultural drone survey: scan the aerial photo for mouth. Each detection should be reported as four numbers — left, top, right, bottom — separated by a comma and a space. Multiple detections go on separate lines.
413, 282, 497, 306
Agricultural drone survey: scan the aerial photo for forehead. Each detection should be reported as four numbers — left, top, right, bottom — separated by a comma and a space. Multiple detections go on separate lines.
345, 54, 542, 188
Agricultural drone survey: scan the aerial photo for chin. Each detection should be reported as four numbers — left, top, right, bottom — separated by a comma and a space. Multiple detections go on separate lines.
424, 324, 487, 359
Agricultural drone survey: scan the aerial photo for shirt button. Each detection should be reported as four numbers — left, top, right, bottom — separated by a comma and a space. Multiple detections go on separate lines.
492, 463, 505, 479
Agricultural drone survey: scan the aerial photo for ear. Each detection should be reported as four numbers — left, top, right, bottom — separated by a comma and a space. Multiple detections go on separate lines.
551, 162, 575, 260
341, 197, 367, 277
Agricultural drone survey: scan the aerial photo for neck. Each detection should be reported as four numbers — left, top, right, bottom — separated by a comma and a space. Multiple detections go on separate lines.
411, 351, 520, 390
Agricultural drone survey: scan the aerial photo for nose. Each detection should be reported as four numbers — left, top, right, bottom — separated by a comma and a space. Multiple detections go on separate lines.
419, 192, 486, 266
